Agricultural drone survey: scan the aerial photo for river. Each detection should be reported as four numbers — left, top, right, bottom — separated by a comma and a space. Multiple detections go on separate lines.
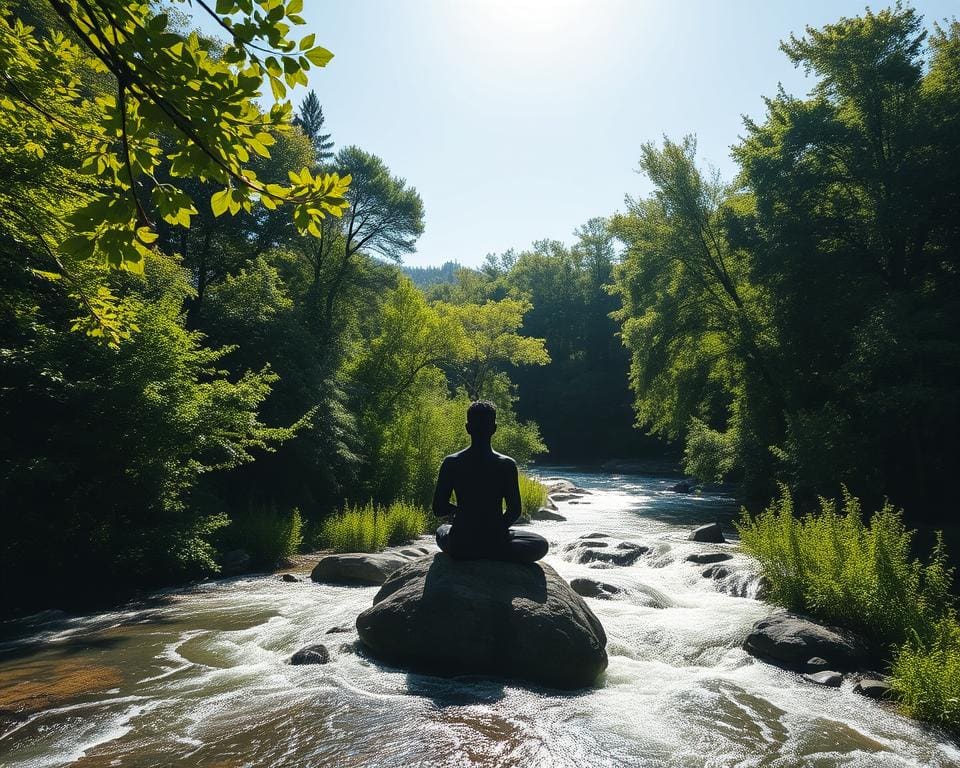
1, 470, 957, 767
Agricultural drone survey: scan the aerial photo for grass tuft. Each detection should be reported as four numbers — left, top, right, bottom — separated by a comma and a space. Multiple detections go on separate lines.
518, 472, 548, 520
319, 501, 429, 553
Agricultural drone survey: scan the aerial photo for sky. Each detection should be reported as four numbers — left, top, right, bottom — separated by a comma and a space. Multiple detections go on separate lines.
205, 1, 957, 268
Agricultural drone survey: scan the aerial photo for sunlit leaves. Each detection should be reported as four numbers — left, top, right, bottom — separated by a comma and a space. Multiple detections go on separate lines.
434, 298, 550, 400
0, 0, 350, 343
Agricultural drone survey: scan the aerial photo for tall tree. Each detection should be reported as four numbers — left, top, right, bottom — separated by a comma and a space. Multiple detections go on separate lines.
301, 145, 425, 350
295, 90, 335, 163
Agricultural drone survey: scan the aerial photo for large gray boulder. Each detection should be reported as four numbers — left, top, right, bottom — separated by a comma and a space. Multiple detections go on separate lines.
744, 612, 870, 671
356, 553, 608, 689
312, 552, 421, 585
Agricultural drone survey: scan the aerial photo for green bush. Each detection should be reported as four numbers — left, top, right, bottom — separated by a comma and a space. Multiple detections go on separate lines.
319, 501, 429, 553
518, 472, 548, 520
737, 486, 952, 647
221, 505, 304, 569
738, 487, 960, 731
892, 615, 960, 730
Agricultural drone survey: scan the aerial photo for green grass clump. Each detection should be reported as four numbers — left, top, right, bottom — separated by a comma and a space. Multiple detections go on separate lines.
518, 472, 548, 520
319, 501, 429, 553
737, 486, 952, 646
738, 485, 960, 731
892, 615, 960, 730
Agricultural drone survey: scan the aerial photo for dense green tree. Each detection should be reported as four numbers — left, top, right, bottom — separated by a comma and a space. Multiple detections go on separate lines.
0, 252, 291, 612
613, 6, 960, 513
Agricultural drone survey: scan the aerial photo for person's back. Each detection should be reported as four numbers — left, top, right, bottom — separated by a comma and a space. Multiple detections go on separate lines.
432, 400, 548, 563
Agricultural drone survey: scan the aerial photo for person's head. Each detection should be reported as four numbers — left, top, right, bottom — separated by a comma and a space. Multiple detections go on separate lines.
466, 399, 497, 441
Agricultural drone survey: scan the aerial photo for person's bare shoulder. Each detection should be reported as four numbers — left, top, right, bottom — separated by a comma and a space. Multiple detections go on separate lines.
493, 451, 517, 471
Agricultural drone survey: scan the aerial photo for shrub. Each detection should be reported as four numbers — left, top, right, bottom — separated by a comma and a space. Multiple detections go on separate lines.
738, 487, 960, 732
221, 505, 304, 569
518, 472, 548, 520
737, 486, 953, 648
892, 615, 960, 731
319, 501, 429, 553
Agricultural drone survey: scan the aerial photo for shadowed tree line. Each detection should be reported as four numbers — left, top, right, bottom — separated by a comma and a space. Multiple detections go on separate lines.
0, 0, 545, 615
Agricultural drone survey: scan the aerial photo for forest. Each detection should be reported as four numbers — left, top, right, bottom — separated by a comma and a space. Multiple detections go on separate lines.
1, 1, 957, 614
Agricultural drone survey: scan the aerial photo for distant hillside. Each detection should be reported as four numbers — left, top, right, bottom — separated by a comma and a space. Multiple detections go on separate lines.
401, 261, 466, 287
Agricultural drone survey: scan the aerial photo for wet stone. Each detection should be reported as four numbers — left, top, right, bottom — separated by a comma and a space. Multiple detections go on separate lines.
804, 670, 843, 687
290, 644, 330, 665
570, 577, 622, 599
689, 523, 725, 543
531, 507, 566, 521
854, 678, 895, 700
280, 573, 300, 583
686, 552, 732, 565
702, 564, 732, 580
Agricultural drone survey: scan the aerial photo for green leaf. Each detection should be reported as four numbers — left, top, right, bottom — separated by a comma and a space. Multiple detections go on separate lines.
211, 188, 231, 216
304, 46, 334, 67
299, 32, 315, 51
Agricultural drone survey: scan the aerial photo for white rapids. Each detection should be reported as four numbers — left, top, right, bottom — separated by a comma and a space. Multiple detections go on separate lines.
1, 470, 957, 768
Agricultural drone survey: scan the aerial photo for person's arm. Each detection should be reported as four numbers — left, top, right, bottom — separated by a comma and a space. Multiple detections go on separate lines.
502, 459, 522, 529
432, 457, 457, 518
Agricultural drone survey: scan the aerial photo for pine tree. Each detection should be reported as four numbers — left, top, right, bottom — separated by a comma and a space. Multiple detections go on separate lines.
294, 91, 335, 163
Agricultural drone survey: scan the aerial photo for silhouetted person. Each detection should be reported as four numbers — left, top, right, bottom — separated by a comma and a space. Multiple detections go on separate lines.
433, 400, 549, 563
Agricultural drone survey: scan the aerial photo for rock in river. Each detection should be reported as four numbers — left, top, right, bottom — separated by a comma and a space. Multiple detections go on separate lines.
804, 670, 843, 687
356, 553, 608, 690
530, 507, 567, 521
312, 551, 427, 586
689, 522, 726, 543
290, 644, 330, 665
744, 612, 870, 671
570, 577, 621, 599
686, 552, 732, 565
563, 535, 649, 566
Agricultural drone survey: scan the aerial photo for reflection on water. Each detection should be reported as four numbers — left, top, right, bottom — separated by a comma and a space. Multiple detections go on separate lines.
2, 470, 959, 767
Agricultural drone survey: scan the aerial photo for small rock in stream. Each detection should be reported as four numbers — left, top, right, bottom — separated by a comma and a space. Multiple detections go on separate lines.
689, 522, 726, 543
530, 507, 566, 521
806, 656, 830, 672
853, 678, 895, 700
570, 577, 621, 599
686, 552, 732, 565
803, 670, 843, 687
280, 573, 300, 583
702, 564, 732, 580
325, 625, 352, 634
565, 538, 648, 566
290, 644, 330, 665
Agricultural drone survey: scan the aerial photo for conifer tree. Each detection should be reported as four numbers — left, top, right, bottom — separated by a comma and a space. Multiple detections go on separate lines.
295, 90, 335, 163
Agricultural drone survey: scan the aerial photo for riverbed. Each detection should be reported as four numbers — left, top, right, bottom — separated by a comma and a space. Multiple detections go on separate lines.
1, 470, 957, 767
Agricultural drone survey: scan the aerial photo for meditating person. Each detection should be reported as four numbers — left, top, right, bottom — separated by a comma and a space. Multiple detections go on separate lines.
433, 400, 549, 563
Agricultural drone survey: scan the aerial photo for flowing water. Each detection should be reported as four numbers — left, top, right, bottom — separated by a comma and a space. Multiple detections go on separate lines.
1, 470, 957, 768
